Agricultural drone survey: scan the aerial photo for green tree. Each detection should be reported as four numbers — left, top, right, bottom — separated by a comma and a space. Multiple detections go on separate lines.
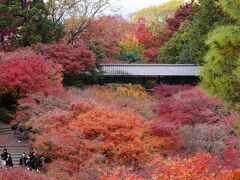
201, 0, 240, 111
0, 0, 63, 49
158, 0, 232, 64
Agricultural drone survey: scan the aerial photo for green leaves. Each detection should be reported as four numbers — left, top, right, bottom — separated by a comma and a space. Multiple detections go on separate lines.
219, 0, 240, 20
201, 21, 240, 110
158, 0, 232, 65
0, 0, 64, 50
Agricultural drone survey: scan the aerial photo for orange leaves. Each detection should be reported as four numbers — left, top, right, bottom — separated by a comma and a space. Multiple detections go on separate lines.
113, 84, 150, 101
217, 170, 240, 180
69, 106, 150, 165
28, 98, 172, 177
102, 152, 240, 180
152, 153, 213, 180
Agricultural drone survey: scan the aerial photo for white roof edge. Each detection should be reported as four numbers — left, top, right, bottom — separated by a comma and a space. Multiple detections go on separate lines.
100, 64, 201, 67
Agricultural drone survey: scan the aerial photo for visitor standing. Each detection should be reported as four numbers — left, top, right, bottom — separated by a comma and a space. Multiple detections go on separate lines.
6, 153, 13, 167
1, 149, 8, 168
19, 152, 28, 166
1, 149, 13, 168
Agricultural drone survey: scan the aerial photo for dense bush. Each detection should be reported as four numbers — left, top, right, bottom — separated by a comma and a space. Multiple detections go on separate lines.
15, 85, 158, 124
150, 87, 234, 151
0, 168, 48, 180
103, 153, 240, 179
179, 124, 227, 154
154, 88, 223, 127
0, 49, 63, 98
110, 84, 150, 101
33, 42, 96, 76
153, 84, 193, 98
24, 100, 173, 177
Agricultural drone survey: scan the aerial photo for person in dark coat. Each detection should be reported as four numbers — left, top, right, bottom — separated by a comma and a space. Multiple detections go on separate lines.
27, 153, 38, 170
1, 149, 8, 168
19, 152, 28, 166
6, 154, 13, 167
1, 149, 13, 167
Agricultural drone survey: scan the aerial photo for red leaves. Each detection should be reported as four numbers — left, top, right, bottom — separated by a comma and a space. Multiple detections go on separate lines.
0, 49, 63, 98
131, 17, 152, 46
153, 84, 193, 98
150, 87, 228, 152
82, 16, 129, 62
223, 147, 240, 168
152, 153, 212, 179
103, 153, 240, 179
156, 88, 222, 127
33, 42, 96, 75
0, 168, 48, 179
166, 0, 194, 35
120, 17, 165, 62
22, 96, 173, 177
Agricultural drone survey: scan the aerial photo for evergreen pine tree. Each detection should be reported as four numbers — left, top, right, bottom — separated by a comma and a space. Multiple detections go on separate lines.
201, 0, 240, 111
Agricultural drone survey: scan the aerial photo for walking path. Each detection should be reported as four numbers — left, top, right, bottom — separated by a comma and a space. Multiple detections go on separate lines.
0, 121, 30, 167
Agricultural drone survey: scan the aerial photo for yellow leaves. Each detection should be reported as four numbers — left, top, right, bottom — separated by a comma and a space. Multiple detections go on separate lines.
114, 84, 150, 101
131, 0, 184, 28
119, 33, 144, 56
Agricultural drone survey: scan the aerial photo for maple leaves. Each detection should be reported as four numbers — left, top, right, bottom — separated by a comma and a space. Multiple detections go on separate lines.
155, 88, 223, 127
151, 86, 240, 169
25, 100, 172, 177
0, 49, 63, 98
11, 84, 240, 178
0, 168, 48, 180
166, 0, 194, 36
103, 152, 240, 180
82, 16, 129, 62
120, 17, 163, 62
33, 42, 96, 75
13, 85, 172, 177
153, 84, 193, 98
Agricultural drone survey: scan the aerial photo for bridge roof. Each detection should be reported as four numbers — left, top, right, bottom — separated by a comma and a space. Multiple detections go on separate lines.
101, 64, 201, 77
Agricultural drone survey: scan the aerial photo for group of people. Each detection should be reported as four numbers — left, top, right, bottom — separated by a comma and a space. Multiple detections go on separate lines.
1, 149, 45, 170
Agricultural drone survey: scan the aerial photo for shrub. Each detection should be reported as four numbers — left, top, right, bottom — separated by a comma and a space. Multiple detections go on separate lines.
0, 168, 48, 180
15, 86, 158, 124
110, 84, 150, 101
33, 42, 96, 75
179, 124, 227, 155
0, 107, 15, 123
0, 49, 63, 98
15, 91, 70, 123
156, 88, 223, 127
24, 100, 172, 177
153, 84, 193, 98
103, 153, 240, 179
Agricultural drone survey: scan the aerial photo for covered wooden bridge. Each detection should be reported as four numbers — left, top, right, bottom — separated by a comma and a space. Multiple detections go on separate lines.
98, 64, 201, 87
